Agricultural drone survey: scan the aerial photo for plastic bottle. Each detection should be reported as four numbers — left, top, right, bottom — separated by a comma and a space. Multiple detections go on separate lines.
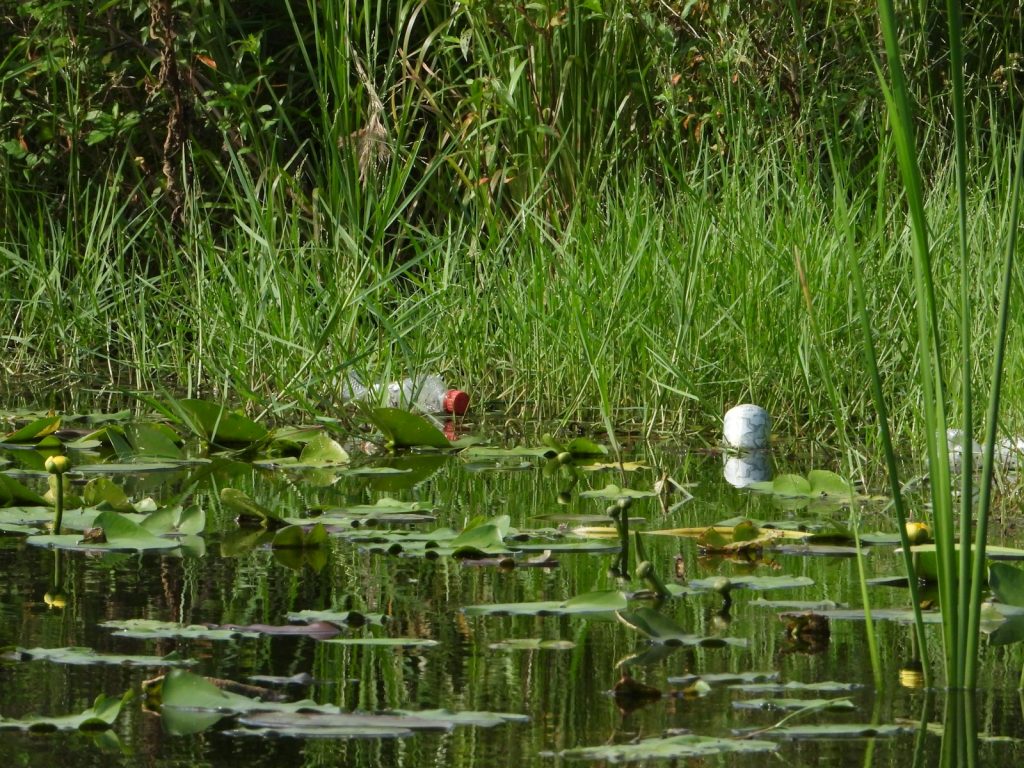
386, 375, 469, 415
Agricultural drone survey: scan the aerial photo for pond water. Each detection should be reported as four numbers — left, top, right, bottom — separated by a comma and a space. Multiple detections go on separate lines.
1, 407, 1024, 766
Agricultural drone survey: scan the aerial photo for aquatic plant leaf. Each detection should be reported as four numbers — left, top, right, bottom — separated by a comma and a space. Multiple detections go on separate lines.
171, 399, 269, 444
488, 639, 576, 650
449, 519, 512, 557
460, 446, 552, 459
2, 415, 61, 444
74, 462, 194, 474
82, 477, 134, 512
752, 723, 912, 740
321, 637, 439, 647
987, 615, 1024, 646
298, 434, 350, 465
272, 523, 329, 549
286, 610, 387, 627
989, 563, 1024, 607
234, 708, 526, 738
463, 590, 628, 617
668, 671, 779, 687
26, 510, 180, 551
689, 575, 814, 592
560, 734, 778, 761
750, 474, 811, 496
124, 423, 183, 459
101, 619, 260, 640
220, 487, 283, 527
731, 681, 862, 693
733, 697, 855, 712
580, 484, 657, 500
141, 505, 205, 536
369, 408, 451, 449
0, 475, 47, 506
617, 608, 747, 647
807, 470, 853, 496
0, 691, 130, 732
564, 437, 608, 457
8, 647, 195, 668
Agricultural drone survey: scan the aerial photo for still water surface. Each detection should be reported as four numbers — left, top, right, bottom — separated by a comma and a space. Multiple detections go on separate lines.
1, 419, 1023, 766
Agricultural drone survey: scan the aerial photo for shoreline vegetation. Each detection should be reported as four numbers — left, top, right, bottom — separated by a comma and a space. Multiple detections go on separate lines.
3, 2, 1024, 444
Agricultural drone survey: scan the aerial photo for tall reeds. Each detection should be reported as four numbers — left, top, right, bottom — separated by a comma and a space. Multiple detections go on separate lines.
866, 0, 1024, 689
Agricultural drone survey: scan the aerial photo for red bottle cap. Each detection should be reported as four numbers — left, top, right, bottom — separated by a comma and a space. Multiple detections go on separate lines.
444, 389, 469, 415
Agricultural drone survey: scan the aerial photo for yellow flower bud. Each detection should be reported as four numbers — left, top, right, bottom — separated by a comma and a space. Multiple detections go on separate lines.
45, 455, 71, 475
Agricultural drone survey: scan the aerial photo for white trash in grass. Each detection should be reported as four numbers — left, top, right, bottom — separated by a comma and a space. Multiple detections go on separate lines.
723, 404, 771, 450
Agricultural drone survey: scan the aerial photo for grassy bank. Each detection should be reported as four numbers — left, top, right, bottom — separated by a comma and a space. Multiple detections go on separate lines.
2, 2, 1023, 445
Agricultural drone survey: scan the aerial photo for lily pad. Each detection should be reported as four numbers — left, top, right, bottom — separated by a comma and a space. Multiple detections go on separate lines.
26, 510, 181, 551
369, 408, 451, 450
990, 562, 1024, 607
101, 619, 261, 640
751, 723, 912, 740
488, 639, 577, 651
560, 734, 777, 761
2, 415, 61, 444
580, 484, 657, 500
749, 470, 855, 499
731, 681, 862, 693
688, 575, 815, 593
168, 399, 269, 444
732, 697, 856, 712
321, 637, 439, 647
0, 691, 130, 732
0, 474, 48, 506
617, 608, 747, 647
463, 590, 628, 617
668, 671, 779, 686
7, 647, 195, 668
286, 609, 387, 627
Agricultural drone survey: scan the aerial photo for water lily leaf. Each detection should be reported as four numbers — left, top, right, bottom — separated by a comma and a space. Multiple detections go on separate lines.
123, 423, 183, 459
369, 408, 451, 450
142, 505, 205, 536
617, 608, 747, 647
463, 589, 628, 617
220, 487, 283, 527
231, 708, 525, 739
807, 470, 853, 496
168, 399, 269, 444
82, 477, 135, 512
488, 639, 576, 651
578, 461, 648, 472
564, 437, 608, 457
733, 697, 855, 712
74, 462, 194, 474
321, 637, 439, 647
0, 474, 47, 506
272, 523, 329, 549
449, 517, 512, 557
460, 446, 552, 459
990, 563, 1024, 607
580, 484, 657, 500
0, 691, 130, 732
750, 473, 811, 496
752, 723, 912, 740
8, 647, 195, 668
732, 681, 862, 693
987, 614, 1024, 646
689, 575, 814, 592
298, 434, 350, 465
2, 415, 61, 444
668, 671, 779, 686
101, 619, 261, 640
286, 610, 387, 627
560, 734, 778, 761
26, 510, 180, 551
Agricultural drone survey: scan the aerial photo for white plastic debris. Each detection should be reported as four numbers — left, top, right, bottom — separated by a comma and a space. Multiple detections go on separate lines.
723, 404, 771, 450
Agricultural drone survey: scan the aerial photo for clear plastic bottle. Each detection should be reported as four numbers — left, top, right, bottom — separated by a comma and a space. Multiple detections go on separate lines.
385, 374, 469, 415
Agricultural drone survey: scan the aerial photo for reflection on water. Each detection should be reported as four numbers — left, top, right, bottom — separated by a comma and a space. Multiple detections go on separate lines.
0, 427, 1023, 767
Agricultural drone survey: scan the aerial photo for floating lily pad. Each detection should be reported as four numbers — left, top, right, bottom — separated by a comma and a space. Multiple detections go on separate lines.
166, 399, 269, 444
560, 734, 778, 761
2, 415, 61, 444
488, 639, 576, 651
617, 608, 747, 647
7, 647, 195, 668
733, 697, 856, 712
101, 619, 261, 640
286, 609, 386, 627
580, 484, 657, 500
688, 575, 815, 593
320, 637, 439, 647
668, 671, 779, 686
0, 691, 130, 732
26, 510, 181, 551
460, 446, 552, 459
731, 681, 862, 693
463, 590, 628, 617
220, 487, 284, 527
751, 723, 912, 740
749, 470, 855, 499
369, 408, 451, 450
0, 474, 48, 506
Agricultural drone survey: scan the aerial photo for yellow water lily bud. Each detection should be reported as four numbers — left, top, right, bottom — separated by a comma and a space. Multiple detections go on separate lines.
43, 589, 67, 609
905, 521, 931, 545
45, 455, 71, 475
556, 451, 573, 465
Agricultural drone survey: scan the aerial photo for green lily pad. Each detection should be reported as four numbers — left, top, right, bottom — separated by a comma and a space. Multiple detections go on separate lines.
220, 487, 283, 527
488, 639, 577, 651
101, 619, 261, 640
733, 697, 856, 712
142, 505, 205, 536
990, 562, 1024, 607
560, 734, 777, 761
8, 647, 195, 668
0, 474, 48, 506
449, 516, 513, 557
688, 575, 815, 592
297, 433, 350, 465
26, 510, 181, 551
286, 609, 387, 627
732, 681, 862, 693
753, 723, 912, 740
74, 462, 194, 474
272, 523, 329, 549
2, 415, 61, 444
82, 477, 135, 512
0, 691, 130, 732
668, 671, 779, 686
749, 470, 855, 499
460, 446, 552, 459
617, 608, 747, 647
463, 590, 628, 617
369, 408, 451, 450
168, 399, 269, 444
988, 614, 1024, 646
580, 484, 657, 500
320, 637, 439, 647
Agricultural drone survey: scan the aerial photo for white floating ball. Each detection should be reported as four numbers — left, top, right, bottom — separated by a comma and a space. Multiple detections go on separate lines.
723, 404, 771, 450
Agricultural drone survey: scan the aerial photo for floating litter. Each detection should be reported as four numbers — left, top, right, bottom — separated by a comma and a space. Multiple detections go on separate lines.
723, 451, 773, 488
723, 404, 771, 450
